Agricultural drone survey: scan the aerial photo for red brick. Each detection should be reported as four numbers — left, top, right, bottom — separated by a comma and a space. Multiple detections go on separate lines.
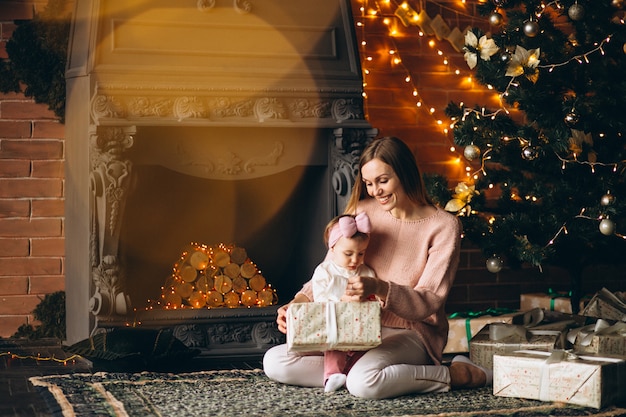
0, 178, 63, 198
32, 121, 65, 138
0, 40, 6, 59
0, 139, 64, 159
0, 276, 28, 295
32, 160, 64, 178
0, 159, 30, 177
0, 121, 31, 138
0, 294, 42, 315
0, 218, 62, 237
0, 2, 36, 20
31, 199, 64, 217
1, 100, 57, 119
0, 199, 30, 217
0, 316, 29, 338
0, 237, 29, 256
31, 238, 64, 256
1, 22, 17, 39
0, 257, 62, 275
29, 275, 65, 294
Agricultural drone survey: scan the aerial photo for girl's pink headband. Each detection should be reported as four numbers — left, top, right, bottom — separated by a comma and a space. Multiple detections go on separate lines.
328, 212, 372, 248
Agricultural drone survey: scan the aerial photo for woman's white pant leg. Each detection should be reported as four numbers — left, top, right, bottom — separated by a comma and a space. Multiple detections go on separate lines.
345, 328, 451, 399
263, 343, 325, 387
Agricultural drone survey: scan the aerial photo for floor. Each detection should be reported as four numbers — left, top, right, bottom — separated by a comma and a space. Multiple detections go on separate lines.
0, 337, 266, 417
0, 338, 92, 417
2, 337, 625, 417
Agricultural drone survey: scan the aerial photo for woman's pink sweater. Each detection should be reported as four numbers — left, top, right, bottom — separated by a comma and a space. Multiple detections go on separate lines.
298, 198, 462, 364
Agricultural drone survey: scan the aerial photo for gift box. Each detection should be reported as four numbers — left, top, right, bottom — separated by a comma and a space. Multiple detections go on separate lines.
286, 301, 381, 352
570, 319, 626, 356
493, 350, 626, 409
520, 292, 587, 314
581, 288, 626, 322
444, 309, 522, 354
470, 322, 569, 370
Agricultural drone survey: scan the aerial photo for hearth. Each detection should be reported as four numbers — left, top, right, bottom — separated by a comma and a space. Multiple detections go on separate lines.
64, 0, 375, 361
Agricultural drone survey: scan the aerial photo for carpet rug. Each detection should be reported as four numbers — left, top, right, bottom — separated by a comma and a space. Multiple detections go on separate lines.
30, 369, 626, 417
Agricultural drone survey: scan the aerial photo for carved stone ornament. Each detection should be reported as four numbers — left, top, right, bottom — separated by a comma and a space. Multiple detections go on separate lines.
330, 128, 378, 211
89, 126, 135, 319
90, 92, 365, 125
197, 0, 252, 14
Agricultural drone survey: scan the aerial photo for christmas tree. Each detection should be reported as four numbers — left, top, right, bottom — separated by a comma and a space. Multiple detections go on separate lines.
433, 0, 626, 312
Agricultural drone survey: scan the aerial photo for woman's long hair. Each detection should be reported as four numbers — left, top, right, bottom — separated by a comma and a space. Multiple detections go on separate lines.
345, 136, 432, 214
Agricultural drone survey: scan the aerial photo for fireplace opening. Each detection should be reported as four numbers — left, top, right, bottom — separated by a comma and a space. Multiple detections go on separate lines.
118, 125, 333, 309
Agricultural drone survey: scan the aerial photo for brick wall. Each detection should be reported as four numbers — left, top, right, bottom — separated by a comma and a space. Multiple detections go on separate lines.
0, 0, 65, 337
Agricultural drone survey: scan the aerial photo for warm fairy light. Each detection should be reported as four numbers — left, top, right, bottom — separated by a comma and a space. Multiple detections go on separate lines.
428, 39, 435, 47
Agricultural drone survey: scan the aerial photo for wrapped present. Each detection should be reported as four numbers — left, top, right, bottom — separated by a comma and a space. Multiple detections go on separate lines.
520, 291, 587, 314
581, 288, 626, 322
286, 301, 381, 352
444, 308, 522, 354
569, 319, 626, 356
493, 350, 626, 409
470, 321, 570, 370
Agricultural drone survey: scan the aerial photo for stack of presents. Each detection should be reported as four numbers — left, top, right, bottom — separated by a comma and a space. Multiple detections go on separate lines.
445, 287, 626, 409
285, 287, 625, 409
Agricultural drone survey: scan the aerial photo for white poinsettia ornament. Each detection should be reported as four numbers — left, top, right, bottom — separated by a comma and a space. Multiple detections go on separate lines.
463, 31, 499, 69
445, 182, 479, 215
506, 45, 541, 82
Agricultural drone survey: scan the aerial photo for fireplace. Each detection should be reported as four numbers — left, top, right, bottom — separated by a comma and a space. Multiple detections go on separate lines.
64, 0, 376, 360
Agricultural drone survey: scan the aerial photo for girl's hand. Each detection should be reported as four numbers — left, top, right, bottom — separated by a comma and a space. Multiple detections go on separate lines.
345, 276, 388, 301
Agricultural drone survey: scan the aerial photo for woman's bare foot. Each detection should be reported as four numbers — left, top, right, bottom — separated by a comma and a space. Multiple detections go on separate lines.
449, 355, 492, 389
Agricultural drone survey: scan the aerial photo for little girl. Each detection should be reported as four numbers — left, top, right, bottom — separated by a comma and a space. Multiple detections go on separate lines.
311, 213, 377, 392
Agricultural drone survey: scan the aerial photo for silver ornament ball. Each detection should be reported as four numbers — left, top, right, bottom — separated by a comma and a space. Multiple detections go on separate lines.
486, 256, 504, 273
599, 218, 616, 236
600, 193, 616, 206
568, 3, 585, 21
522, 145, 539, 160
464, 144, 481, 161
564, 111, 580, 127
523, 20, 539, 37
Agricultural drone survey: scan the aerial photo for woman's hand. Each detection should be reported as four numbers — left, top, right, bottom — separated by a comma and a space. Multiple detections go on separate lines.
276, 293, 311, 334
276, 304, 289, 334
345, 275, 388, 301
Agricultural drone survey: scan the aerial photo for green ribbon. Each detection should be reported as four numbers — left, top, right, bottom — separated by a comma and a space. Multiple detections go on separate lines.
448, 308, 517, 347
546, 288, 572, 311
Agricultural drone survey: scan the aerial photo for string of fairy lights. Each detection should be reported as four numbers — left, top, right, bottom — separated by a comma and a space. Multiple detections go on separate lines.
355, 0, 492, 177
356, 0, 626, 269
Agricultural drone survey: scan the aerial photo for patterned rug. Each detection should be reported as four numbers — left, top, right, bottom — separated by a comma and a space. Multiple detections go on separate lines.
30, 369, 626, 417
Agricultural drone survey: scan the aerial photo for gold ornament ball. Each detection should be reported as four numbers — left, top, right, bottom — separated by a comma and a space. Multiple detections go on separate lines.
486, 256, 503, 273
599, 218, 616, 236
464, 144, 481, 161
489, 12, 504, 26
568, 3, 585, 21
623, 42, 626, 54
612, 0, 624, 9
600, 193, 616, 206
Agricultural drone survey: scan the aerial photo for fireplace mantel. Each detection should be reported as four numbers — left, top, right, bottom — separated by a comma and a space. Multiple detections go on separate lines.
64, 0, 375, 347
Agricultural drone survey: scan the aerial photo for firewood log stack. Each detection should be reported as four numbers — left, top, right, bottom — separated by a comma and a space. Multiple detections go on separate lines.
160, 243, 277, 309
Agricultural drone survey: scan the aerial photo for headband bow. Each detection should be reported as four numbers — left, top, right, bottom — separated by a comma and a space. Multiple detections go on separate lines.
328, 213, 372, 248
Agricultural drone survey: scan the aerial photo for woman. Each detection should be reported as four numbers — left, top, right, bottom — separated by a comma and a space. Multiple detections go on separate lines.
263, 136, 491, 399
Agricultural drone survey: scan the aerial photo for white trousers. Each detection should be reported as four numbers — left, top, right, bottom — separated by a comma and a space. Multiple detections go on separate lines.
263, 327, 451, 399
